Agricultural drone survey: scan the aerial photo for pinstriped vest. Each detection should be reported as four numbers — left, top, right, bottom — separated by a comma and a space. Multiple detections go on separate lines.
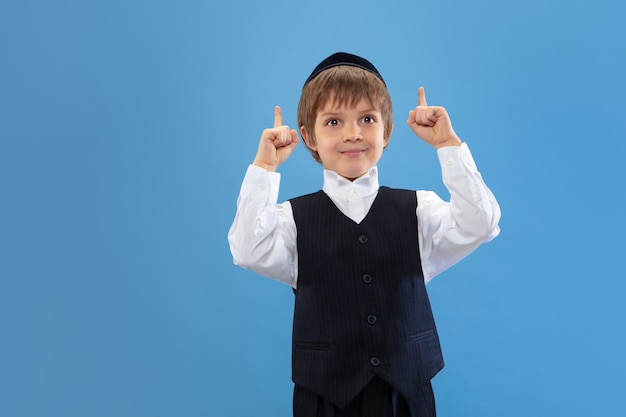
290, 186, 444, 409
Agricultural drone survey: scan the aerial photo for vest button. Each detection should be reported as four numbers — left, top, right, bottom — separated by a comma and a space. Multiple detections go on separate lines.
370, 357, 381, 367
358, 234, 368, 244
362, 274, 372, 284
367, 315, 377, 325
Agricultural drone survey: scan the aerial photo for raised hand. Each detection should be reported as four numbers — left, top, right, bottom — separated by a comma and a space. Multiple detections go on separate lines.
406, 87, 461, 149
253, 106, 299, 171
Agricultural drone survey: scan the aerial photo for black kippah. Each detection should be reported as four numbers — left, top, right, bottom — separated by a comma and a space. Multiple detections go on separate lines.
303, 52, 385, 87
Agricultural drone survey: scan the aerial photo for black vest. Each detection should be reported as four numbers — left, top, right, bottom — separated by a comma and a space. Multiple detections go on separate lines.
290, 187, 444, 409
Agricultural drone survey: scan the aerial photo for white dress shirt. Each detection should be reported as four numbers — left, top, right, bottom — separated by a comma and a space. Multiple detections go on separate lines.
228, 143, 500, 288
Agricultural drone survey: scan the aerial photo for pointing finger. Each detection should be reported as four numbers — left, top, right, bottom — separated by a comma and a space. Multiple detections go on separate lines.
274, 106, 283, 128
418, 87, 427, 107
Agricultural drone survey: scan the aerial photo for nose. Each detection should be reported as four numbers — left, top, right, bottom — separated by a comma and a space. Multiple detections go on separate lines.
342, 121, 363, 142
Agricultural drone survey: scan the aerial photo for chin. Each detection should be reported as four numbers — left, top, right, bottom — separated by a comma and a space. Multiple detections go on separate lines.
341, 170, 368, 181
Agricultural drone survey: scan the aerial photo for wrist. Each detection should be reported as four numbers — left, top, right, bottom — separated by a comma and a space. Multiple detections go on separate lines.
434, 136, 462, 149
252, 160, 278, 172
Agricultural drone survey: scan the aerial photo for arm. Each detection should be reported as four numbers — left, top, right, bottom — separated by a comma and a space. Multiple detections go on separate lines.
227, 165, 298, 287
406, 87, 501, 282
227, 106, 300, 287
417, 144, 501, 283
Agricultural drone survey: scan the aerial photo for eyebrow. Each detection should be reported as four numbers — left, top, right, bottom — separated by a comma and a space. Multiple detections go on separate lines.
319, 108, 379, 118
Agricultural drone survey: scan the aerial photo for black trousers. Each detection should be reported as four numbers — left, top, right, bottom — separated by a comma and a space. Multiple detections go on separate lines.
293, 377, 436, 417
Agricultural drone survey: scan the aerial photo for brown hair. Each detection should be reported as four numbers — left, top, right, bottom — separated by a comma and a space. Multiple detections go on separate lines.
297, 66, 393, 163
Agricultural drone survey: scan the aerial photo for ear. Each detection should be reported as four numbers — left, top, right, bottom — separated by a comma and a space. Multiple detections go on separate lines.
300, 126, 316, 151
383, 123, 394, 148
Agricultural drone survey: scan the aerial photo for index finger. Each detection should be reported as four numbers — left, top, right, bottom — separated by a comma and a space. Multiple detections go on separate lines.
417, 87, 427, 107
274, 106, 283, 128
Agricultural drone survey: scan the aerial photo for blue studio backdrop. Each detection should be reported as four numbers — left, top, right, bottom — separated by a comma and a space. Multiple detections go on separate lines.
1, 1, 625, 416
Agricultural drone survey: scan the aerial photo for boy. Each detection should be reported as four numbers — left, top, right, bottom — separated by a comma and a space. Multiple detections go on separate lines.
228, 52, 500, 417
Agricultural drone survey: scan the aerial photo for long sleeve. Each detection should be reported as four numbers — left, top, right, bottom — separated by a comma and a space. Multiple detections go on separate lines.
417, 143, 501, 283
227, 165, 298, 287
228, 143, 501, 288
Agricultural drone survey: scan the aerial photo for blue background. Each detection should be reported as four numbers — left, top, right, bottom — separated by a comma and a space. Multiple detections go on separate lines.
1, 0, 625, 416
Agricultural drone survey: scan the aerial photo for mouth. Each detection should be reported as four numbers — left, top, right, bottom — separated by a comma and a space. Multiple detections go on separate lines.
340, 149, 366, 157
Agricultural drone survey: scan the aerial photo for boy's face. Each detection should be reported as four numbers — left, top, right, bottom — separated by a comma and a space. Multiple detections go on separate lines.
301, 98, 389, 181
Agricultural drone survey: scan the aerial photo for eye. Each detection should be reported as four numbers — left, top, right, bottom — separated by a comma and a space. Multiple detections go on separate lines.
362, 115, 376, 124
326, 118, 340, 127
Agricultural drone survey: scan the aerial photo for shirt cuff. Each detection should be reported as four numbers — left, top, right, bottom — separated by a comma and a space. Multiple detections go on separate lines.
239, 164, 281, 203
437, 142, 478, 177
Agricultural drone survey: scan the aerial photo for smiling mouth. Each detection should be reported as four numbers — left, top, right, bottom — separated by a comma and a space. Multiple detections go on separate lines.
341, 149, 365, 157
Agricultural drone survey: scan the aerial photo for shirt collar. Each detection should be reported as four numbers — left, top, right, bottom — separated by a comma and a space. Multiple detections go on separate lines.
322, 166, 380, 199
